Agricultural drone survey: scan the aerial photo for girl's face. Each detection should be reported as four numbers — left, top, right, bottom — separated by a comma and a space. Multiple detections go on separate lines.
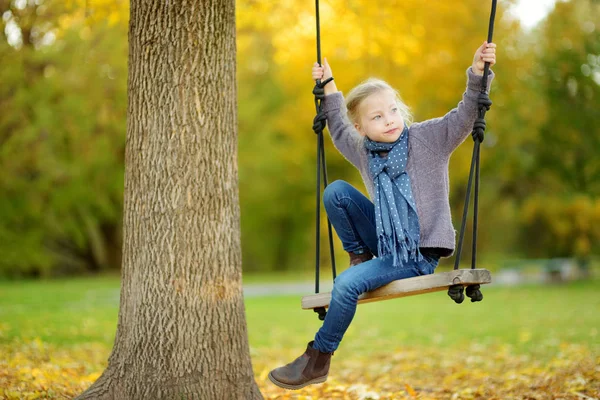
354, 90, 404, 143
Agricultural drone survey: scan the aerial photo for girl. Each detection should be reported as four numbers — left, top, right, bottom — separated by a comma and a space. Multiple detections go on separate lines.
269, 42, 497, 390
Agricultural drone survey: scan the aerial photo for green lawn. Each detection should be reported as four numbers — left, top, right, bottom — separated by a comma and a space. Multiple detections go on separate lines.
1, 274, 598, 358
1, 274, 599, 399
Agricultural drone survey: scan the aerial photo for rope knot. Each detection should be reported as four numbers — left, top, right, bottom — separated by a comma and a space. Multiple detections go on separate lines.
314, 307, 327, 321
313, 111, 327, 135
312, 77, 335, 134
466, 284, 483, 302
471, 118, 486, 142
312, 85, 325, 100
448, 284, 465, 303
471, 93, 491, 142
312, 77, 334, 100
477, 92, 492, 110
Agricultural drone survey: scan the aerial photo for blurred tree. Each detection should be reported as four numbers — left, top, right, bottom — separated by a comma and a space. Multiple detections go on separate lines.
77, 0, 262, 398
237, 8, 315, 272
535, 0, 600, 195
517, 0, 600, 265
0, 0, 128, 277
3, 0, 596, 278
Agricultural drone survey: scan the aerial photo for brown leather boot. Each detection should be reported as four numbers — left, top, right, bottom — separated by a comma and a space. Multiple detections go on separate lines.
348, 249, 373, 267
268, 341, 333, 390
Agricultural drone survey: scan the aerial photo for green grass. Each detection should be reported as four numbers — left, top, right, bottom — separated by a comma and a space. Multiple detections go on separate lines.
0, 275, 598, 360
245, 280, 600, 360
0, 276, 120, 346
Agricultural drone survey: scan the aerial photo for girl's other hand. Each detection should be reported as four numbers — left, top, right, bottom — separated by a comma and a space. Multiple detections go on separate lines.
472, 41, 497, 75
312, 57, 333, 82
312, 57, 338, 95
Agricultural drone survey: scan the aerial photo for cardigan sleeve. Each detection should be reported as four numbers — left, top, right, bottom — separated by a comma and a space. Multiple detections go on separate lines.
320, 92, 365, 169
410, 67, 495, 157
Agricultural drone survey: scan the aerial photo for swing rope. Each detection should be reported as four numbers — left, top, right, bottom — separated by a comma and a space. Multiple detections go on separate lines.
448, 0, 497, 304
312, 0, 337, 321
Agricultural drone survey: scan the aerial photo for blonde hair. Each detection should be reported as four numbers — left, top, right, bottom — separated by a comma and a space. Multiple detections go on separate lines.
345, 78, 413, 126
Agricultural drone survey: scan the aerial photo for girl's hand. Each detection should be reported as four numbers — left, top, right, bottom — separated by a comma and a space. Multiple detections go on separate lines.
312, 57, 333, 81
312, 58, 338, 95
472, 41, 496, 75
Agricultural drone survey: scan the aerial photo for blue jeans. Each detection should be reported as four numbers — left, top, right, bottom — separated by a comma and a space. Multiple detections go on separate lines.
313, 180, 440, 353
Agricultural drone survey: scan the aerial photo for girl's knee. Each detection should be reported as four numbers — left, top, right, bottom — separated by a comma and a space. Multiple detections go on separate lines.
323, 180, 350, 208
332, 272, 358, 298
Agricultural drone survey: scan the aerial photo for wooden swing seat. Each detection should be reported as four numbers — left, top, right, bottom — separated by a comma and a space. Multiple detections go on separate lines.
301, 268, 492, 310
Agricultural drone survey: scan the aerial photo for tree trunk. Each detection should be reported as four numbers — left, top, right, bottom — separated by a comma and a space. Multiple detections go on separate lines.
77, 0, 262, 398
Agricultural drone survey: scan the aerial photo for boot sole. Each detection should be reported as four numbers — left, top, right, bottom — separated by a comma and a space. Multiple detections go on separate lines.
268, 371, 328, 390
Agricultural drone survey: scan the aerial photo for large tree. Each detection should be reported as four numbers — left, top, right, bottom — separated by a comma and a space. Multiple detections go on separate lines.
77, 0, 262, 398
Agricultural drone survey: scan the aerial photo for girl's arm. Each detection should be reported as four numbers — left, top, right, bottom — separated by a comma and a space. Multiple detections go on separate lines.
321, 92, 365, 168
410, 42, 497, 157
313, 59, 365, 168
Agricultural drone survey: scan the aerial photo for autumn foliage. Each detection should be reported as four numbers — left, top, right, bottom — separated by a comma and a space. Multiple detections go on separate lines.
1, 0, 598, 277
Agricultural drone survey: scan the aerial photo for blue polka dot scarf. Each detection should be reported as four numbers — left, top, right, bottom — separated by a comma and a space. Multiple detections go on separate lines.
364, 125, 423, 267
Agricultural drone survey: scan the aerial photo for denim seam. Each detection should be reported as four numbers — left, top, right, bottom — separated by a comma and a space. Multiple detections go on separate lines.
333, 194, 365, 252
332, 294, 347, 345
331, 279, 361, 346
423, 254, 439, 269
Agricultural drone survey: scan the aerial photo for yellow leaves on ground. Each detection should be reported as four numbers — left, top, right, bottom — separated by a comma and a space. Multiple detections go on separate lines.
255, 341, 600, 399
0, 340, 105, 399
405, 383, 418, 397
2, 340, 598, 399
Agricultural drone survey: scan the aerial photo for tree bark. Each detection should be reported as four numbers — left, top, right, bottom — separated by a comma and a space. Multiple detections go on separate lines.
77, 0, 262, 398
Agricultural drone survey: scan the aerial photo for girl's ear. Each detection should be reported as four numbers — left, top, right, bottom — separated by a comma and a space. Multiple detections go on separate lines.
354, 122, 366, 137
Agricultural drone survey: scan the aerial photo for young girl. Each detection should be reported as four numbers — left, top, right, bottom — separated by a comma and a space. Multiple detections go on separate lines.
269, 42, 497, 390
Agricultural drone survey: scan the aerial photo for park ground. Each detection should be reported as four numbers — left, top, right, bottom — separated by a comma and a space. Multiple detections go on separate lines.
0, 272, 599, 399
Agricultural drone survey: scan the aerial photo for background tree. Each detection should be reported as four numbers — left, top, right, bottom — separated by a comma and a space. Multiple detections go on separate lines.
77, 0, 262, 398
1, 0, 598, 278
0, 0, 128, 276
517, 0, 600, 265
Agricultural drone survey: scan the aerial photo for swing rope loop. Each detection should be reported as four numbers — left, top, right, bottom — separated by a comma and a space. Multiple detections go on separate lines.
313, 77, 334, 100
314, 307, 327, 321
448, 285, 465, 304
471, 93, 492, 142
312, 78, 334, 134
313, 112, 327, 135
478, 92, 493, 111
466, 284, 483, 302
